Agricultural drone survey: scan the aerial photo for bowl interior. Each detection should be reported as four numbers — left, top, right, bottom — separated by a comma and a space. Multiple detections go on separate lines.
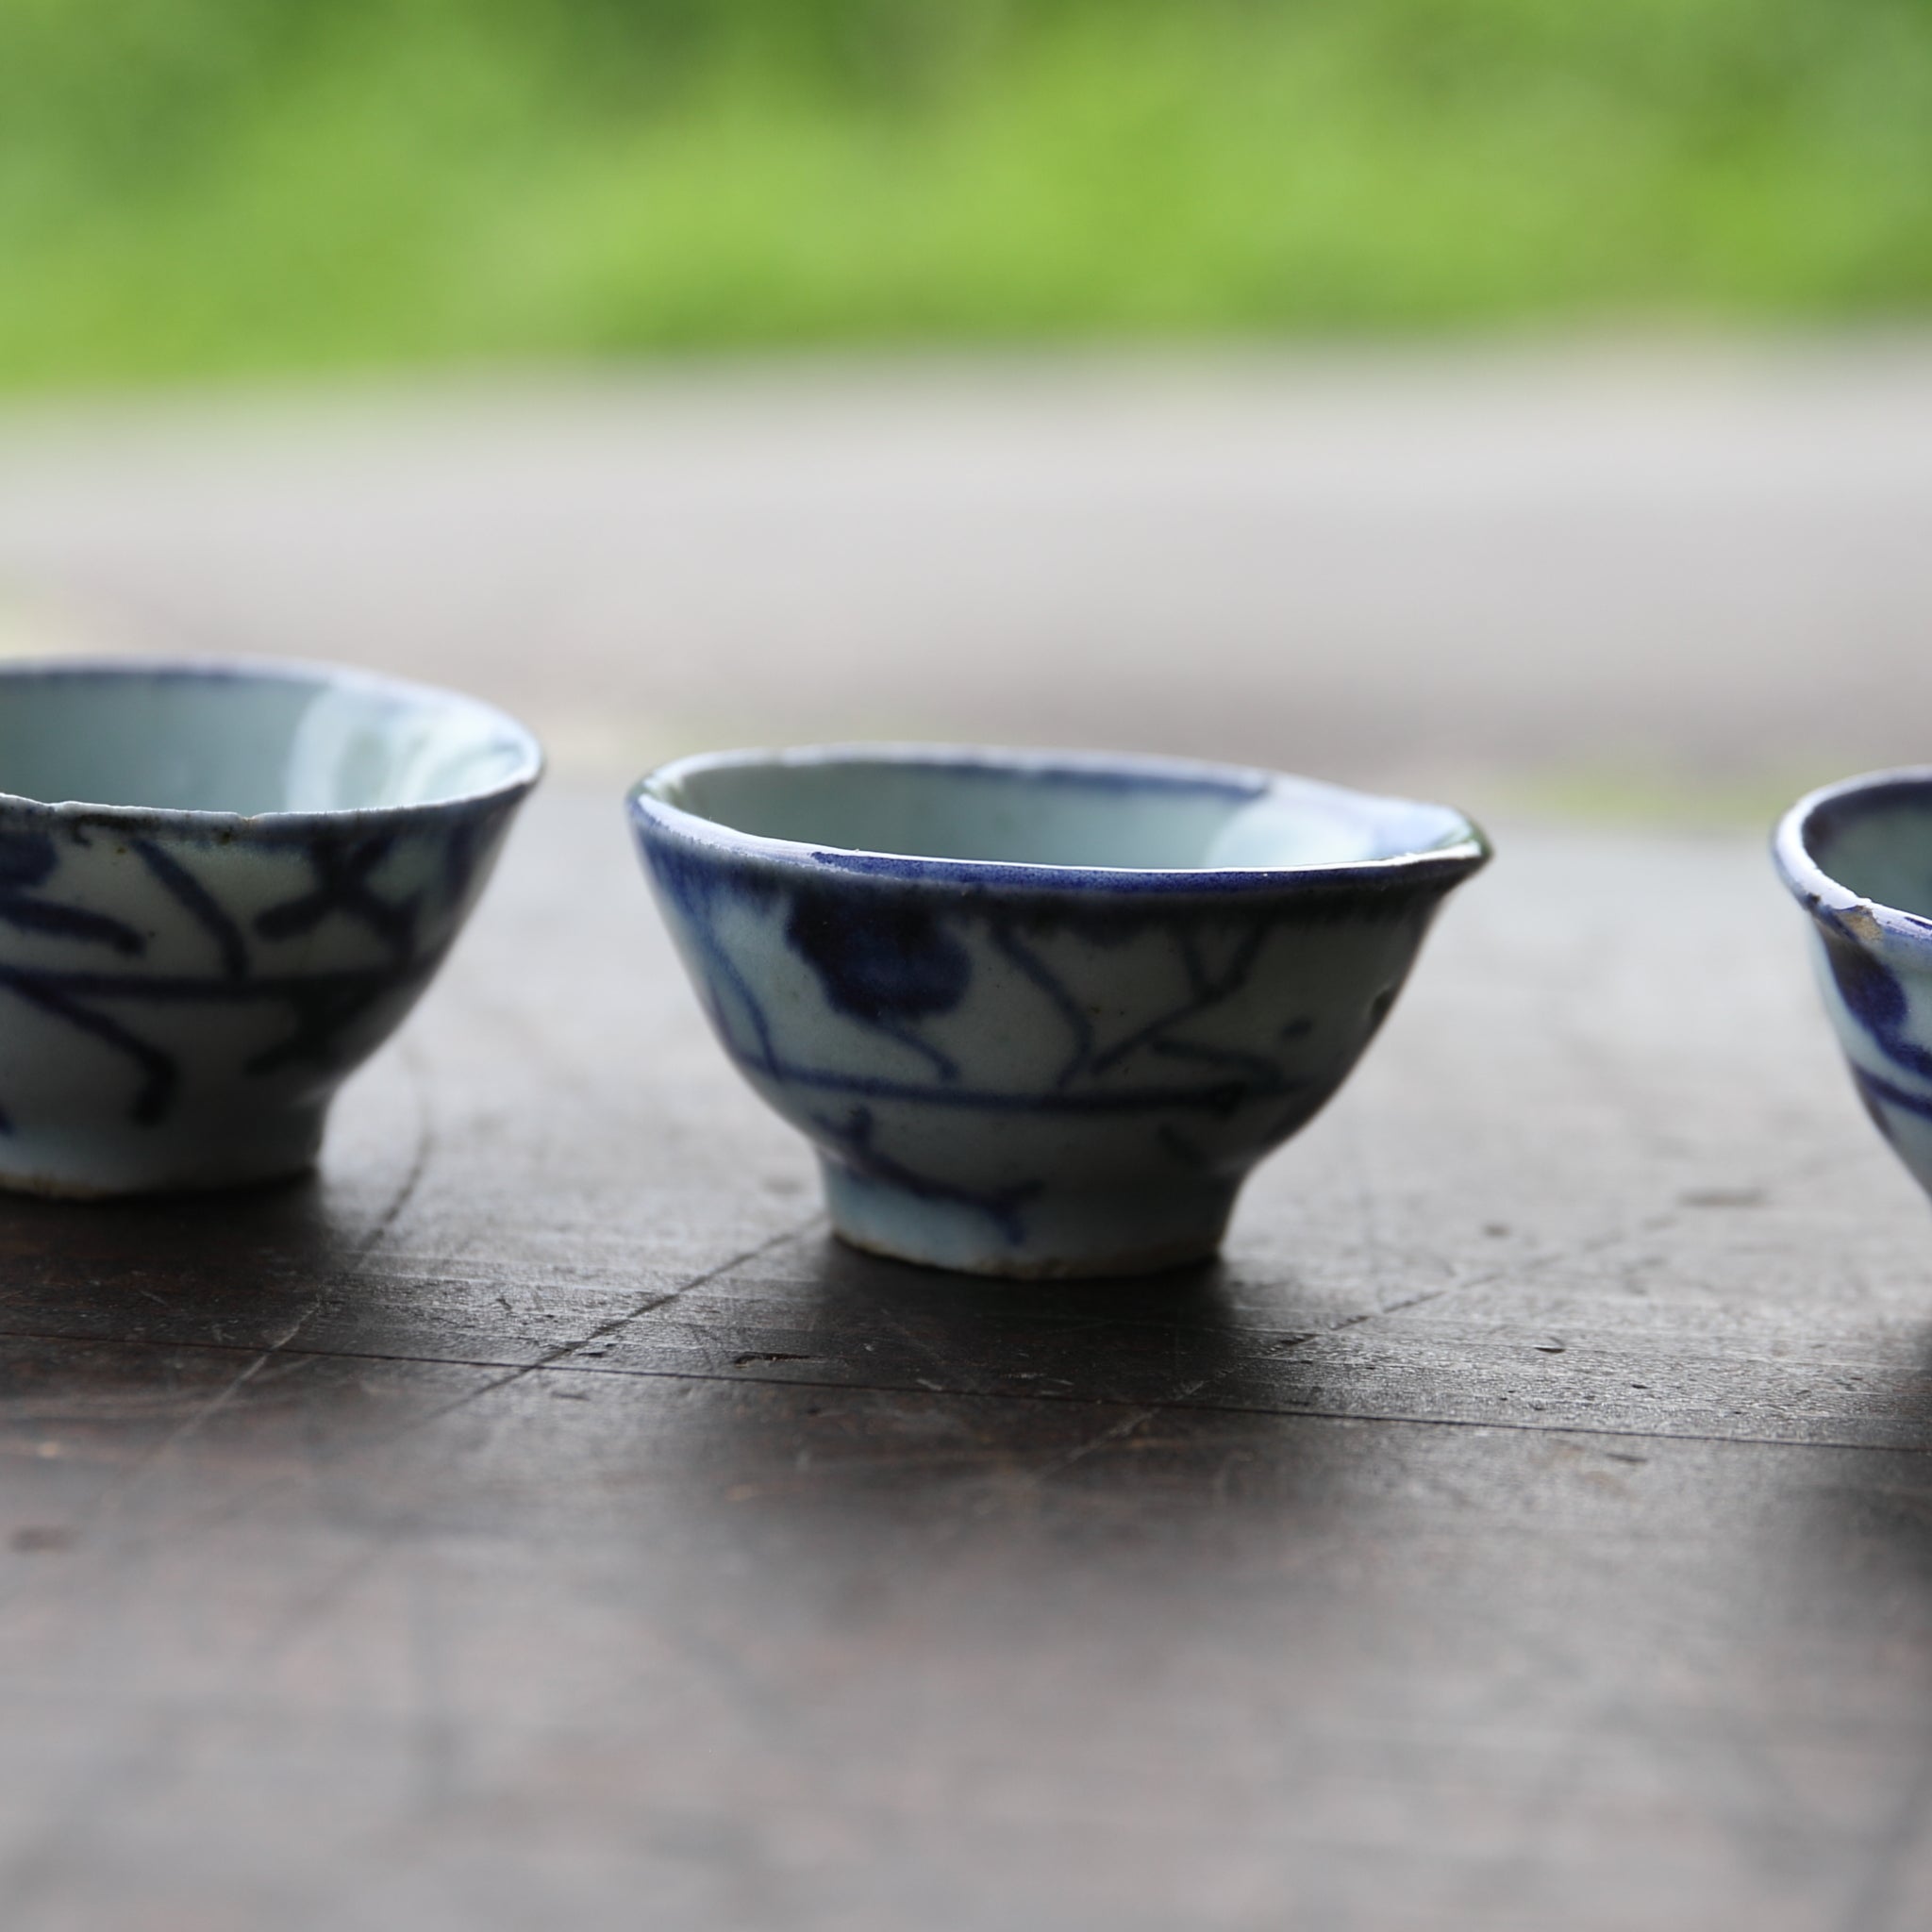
659, 753, 1470, 872
1801, 780, 1932, 921
0, 665, 535, 816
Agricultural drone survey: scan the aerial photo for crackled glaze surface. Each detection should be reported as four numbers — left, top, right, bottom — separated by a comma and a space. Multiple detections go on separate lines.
630, 747, 1489, 1277
1775, 769, 1932, 1203
0, 659, 540, 1194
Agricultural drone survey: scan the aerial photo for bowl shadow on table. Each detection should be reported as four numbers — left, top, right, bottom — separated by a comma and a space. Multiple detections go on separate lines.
0, 1176, 462, 1505
1790, 1322, 1932, 1591
1751, 1325, 1932, 1843
0, 1170, 418, 1357
672, 1230, 1364, 1532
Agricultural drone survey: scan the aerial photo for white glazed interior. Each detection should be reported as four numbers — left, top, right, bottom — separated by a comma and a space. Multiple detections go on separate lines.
1798, 791, 1932, 922
658, 752, 1472, 873
0, 664, 537, 816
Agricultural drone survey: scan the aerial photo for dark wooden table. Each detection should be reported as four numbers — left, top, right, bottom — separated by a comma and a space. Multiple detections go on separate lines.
6, 787, 1932, 1932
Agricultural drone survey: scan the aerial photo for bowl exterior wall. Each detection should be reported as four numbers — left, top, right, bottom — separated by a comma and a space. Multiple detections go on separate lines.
1801, 912, 1932, 1202
0, 793, 524, 1194
634, 821, 1458, 1276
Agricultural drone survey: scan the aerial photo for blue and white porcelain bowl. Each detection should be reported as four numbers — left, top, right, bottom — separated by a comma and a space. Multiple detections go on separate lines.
1774, 769, 1932, 1202
0, 658, 541, 1195
629, 746, 1490, 1278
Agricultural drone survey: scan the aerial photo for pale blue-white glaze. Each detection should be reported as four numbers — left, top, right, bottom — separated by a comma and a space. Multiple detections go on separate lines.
629, 745, 1490, 1278
0, 658, 541, 1194
1775, 769, 1932, 1202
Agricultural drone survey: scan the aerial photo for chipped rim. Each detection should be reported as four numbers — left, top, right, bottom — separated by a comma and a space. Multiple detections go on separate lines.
1774, 766, 1932, 966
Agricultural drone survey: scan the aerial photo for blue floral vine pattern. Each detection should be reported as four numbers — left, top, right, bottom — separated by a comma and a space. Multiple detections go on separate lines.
0, 817, 495, 1135
645, 839, 1430, 1244
646, 841, 1382, 1107
1815, 912, 1932, 1150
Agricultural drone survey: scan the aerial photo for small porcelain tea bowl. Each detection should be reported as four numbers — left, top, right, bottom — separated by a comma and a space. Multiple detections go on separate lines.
0, 658, 541, 1195
1774, 769, 1932, 1200
629, 745, 1489, 1277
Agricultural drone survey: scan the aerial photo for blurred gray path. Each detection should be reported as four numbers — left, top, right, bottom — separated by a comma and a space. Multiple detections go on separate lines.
2, 339, 1930, 810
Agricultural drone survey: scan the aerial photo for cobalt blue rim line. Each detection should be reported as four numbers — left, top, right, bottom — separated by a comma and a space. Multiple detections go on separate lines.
0, 656, 544, 832
628, 745, 1491, 898
1774, 766, 1932, 959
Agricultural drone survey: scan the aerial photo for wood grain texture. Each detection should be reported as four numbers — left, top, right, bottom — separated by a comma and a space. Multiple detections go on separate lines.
4, 789, 1932, 1932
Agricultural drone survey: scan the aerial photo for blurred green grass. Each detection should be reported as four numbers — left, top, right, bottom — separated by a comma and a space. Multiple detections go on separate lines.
3, 0, 1931, 390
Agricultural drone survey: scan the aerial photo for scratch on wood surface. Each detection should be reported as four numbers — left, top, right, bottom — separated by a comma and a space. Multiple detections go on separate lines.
50, 1052, 440, 1535
1303, 1215, 1669, 1352
1045, 1406, 1161, 1476
1, 1215, 830, 1594
119, 1050, 432, 1494
9, 1312, 326, 1551
1039, 1383, 1205, 1482
846, 1297, 955, 1382
384, 1214, 826, 1441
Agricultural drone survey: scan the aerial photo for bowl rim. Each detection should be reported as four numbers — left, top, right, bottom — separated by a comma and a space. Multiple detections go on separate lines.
1774, 765, 1932, 952
0, 655, 543, 830
628, 742, 1491, 896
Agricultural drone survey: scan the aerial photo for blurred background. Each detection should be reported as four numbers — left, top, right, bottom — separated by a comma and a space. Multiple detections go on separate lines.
1, 0, 1930, 819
